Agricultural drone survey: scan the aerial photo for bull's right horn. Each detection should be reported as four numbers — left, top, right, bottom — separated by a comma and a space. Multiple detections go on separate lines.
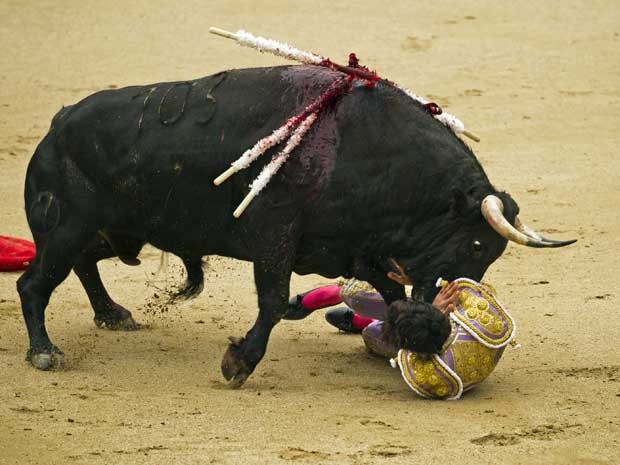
481, 195, 576, 248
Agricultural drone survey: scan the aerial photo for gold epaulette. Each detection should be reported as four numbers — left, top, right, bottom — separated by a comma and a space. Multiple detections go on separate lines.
450, 279, 516, 348
393, 349, 463, 400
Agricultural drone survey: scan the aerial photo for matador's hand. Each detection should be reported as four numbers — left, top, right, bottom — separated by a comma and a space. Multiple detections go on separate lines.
433, 281, 459, 315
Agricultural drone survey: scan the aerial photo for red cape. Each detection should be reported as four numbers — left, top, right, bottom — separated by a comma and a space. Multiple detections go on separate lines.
0, 235, 36, 271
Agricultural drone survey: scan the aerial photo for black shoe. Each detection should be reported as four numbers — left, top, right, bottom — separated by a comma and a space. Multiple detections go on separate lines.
282, 292, 313, 320
325, 307, 361, 334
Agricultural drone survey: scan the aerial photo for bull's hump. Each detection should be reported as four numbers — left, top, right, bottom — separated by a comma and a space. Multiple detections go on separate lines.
280, 65, 343, 86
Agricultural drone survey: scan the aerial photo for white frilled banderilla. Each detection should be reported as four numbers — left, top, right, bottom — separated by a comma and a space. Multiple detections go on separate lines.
209, 27, 479, 142
232, 112, 318, 218
213, 75, 354, 218
210, 27, 480, 217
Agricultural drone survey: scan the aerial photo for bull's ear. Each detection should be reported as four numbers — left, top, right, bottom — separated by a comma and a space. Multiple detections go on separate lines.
450, 188, 476, 217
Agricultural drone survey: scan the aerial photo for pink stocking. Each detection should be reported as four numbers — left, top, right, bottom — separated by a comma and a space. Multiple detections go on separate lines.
300, 285, 343, 310
352, 314, 374, 331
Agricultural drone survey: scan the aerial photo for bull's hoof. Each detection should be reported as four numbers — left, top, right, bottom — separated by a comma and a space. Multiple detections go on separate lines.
26, 346, 65, 371
94, 304, 139, 330
94, 315, 139, 331
221, 336, 251, 388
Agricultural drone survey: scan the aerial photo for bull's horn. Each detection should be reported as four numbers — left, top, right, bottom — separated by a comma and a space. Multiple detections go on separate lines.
481, 195, 576, 248
514, 217, 576, 246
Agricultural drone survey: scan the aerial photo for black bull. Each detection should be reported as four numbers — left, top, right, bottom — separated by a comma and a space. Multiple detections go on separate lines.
17, 65, 574, 386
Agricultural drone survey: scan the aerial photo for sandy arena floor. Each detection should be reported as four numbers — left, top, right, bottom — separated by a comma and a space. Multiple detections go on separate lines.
1, 1, 619, 464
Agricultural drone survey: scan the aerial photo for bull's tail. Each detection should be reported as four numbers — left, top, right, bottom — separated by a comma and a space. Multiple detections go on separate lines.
27, 191, 61, 235
24, 106, 80, 238
24, 137, 64, 238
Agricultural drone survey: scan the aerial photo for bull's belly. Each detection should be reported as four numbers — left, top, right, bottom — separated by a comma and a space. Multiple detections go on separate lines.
293, 239, 351, 278
144, 219, 349, 278
143, 216, 253, 262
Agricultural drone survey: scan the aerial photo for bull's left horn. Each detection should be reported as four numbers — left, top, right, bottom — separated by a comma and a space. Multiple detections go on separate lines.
514, 217, 576, 247
481, 195, 576, 248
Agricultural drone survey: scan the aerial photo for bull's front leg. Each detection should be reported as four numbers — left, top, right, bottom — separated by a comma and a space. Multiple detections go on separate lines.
221, 225, 298, 388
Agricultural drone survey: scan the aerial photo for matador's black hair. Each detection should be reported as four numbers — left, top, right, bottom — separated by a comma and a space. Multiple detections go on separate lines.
383, 299, 451, 355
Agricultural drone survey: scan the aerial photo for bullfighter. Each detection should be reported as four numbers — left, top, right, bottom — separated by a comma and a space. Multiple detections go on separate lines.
285, 263, 516, 400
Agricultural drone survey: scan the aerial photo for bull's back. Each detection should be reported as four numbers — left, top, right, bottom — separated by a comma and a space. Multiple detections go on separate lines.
29, 64, 490, 260
32, 66, 345, 255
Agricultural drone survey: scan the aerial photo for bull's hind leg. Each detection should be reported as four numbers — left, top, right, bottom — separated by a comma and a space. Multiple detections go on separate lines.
73, 235, 142, 330
17, 217, 98, 370
221, 222, 300, 388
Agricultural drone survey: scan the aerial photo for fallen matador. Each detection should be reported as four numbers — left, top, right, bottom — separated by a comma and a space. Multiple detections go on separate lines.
286, 275, 516, 400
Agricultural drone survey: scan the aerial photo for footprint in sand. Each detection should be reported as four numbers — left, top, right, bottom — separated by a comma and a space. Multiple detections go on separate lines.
401, 35, 433, 52
278, 447, 330, 461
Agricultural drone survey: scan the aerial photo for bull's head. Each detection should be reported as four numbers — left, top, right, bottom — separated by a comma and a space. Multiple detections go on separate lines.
392, 189, 576, 302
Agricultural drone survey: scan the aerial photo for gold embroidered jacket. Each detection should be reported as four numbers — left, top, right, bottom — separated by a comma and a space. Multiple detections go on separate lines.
392, 278, 516, 400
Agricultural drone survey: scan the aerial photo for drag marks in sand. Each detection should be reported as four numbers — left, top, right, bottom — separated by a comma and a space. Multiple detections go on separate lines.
555, 365, 619, 383
470, 422, 584, 446
278, 443, 412, 463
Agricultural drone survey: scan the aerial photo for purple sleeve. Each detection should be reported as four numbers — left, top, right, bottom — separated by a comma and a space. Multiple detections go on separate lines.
361, 321, 398, 358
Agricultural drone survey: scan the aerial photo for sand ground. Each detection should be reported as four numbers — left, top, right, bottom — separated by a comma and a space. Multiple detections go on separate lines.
0, 1, 619, 464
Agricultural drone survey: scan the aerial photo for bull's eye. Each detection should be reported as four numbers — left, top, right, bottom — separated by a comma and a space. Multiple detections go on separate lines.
472, 240, 483, 257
